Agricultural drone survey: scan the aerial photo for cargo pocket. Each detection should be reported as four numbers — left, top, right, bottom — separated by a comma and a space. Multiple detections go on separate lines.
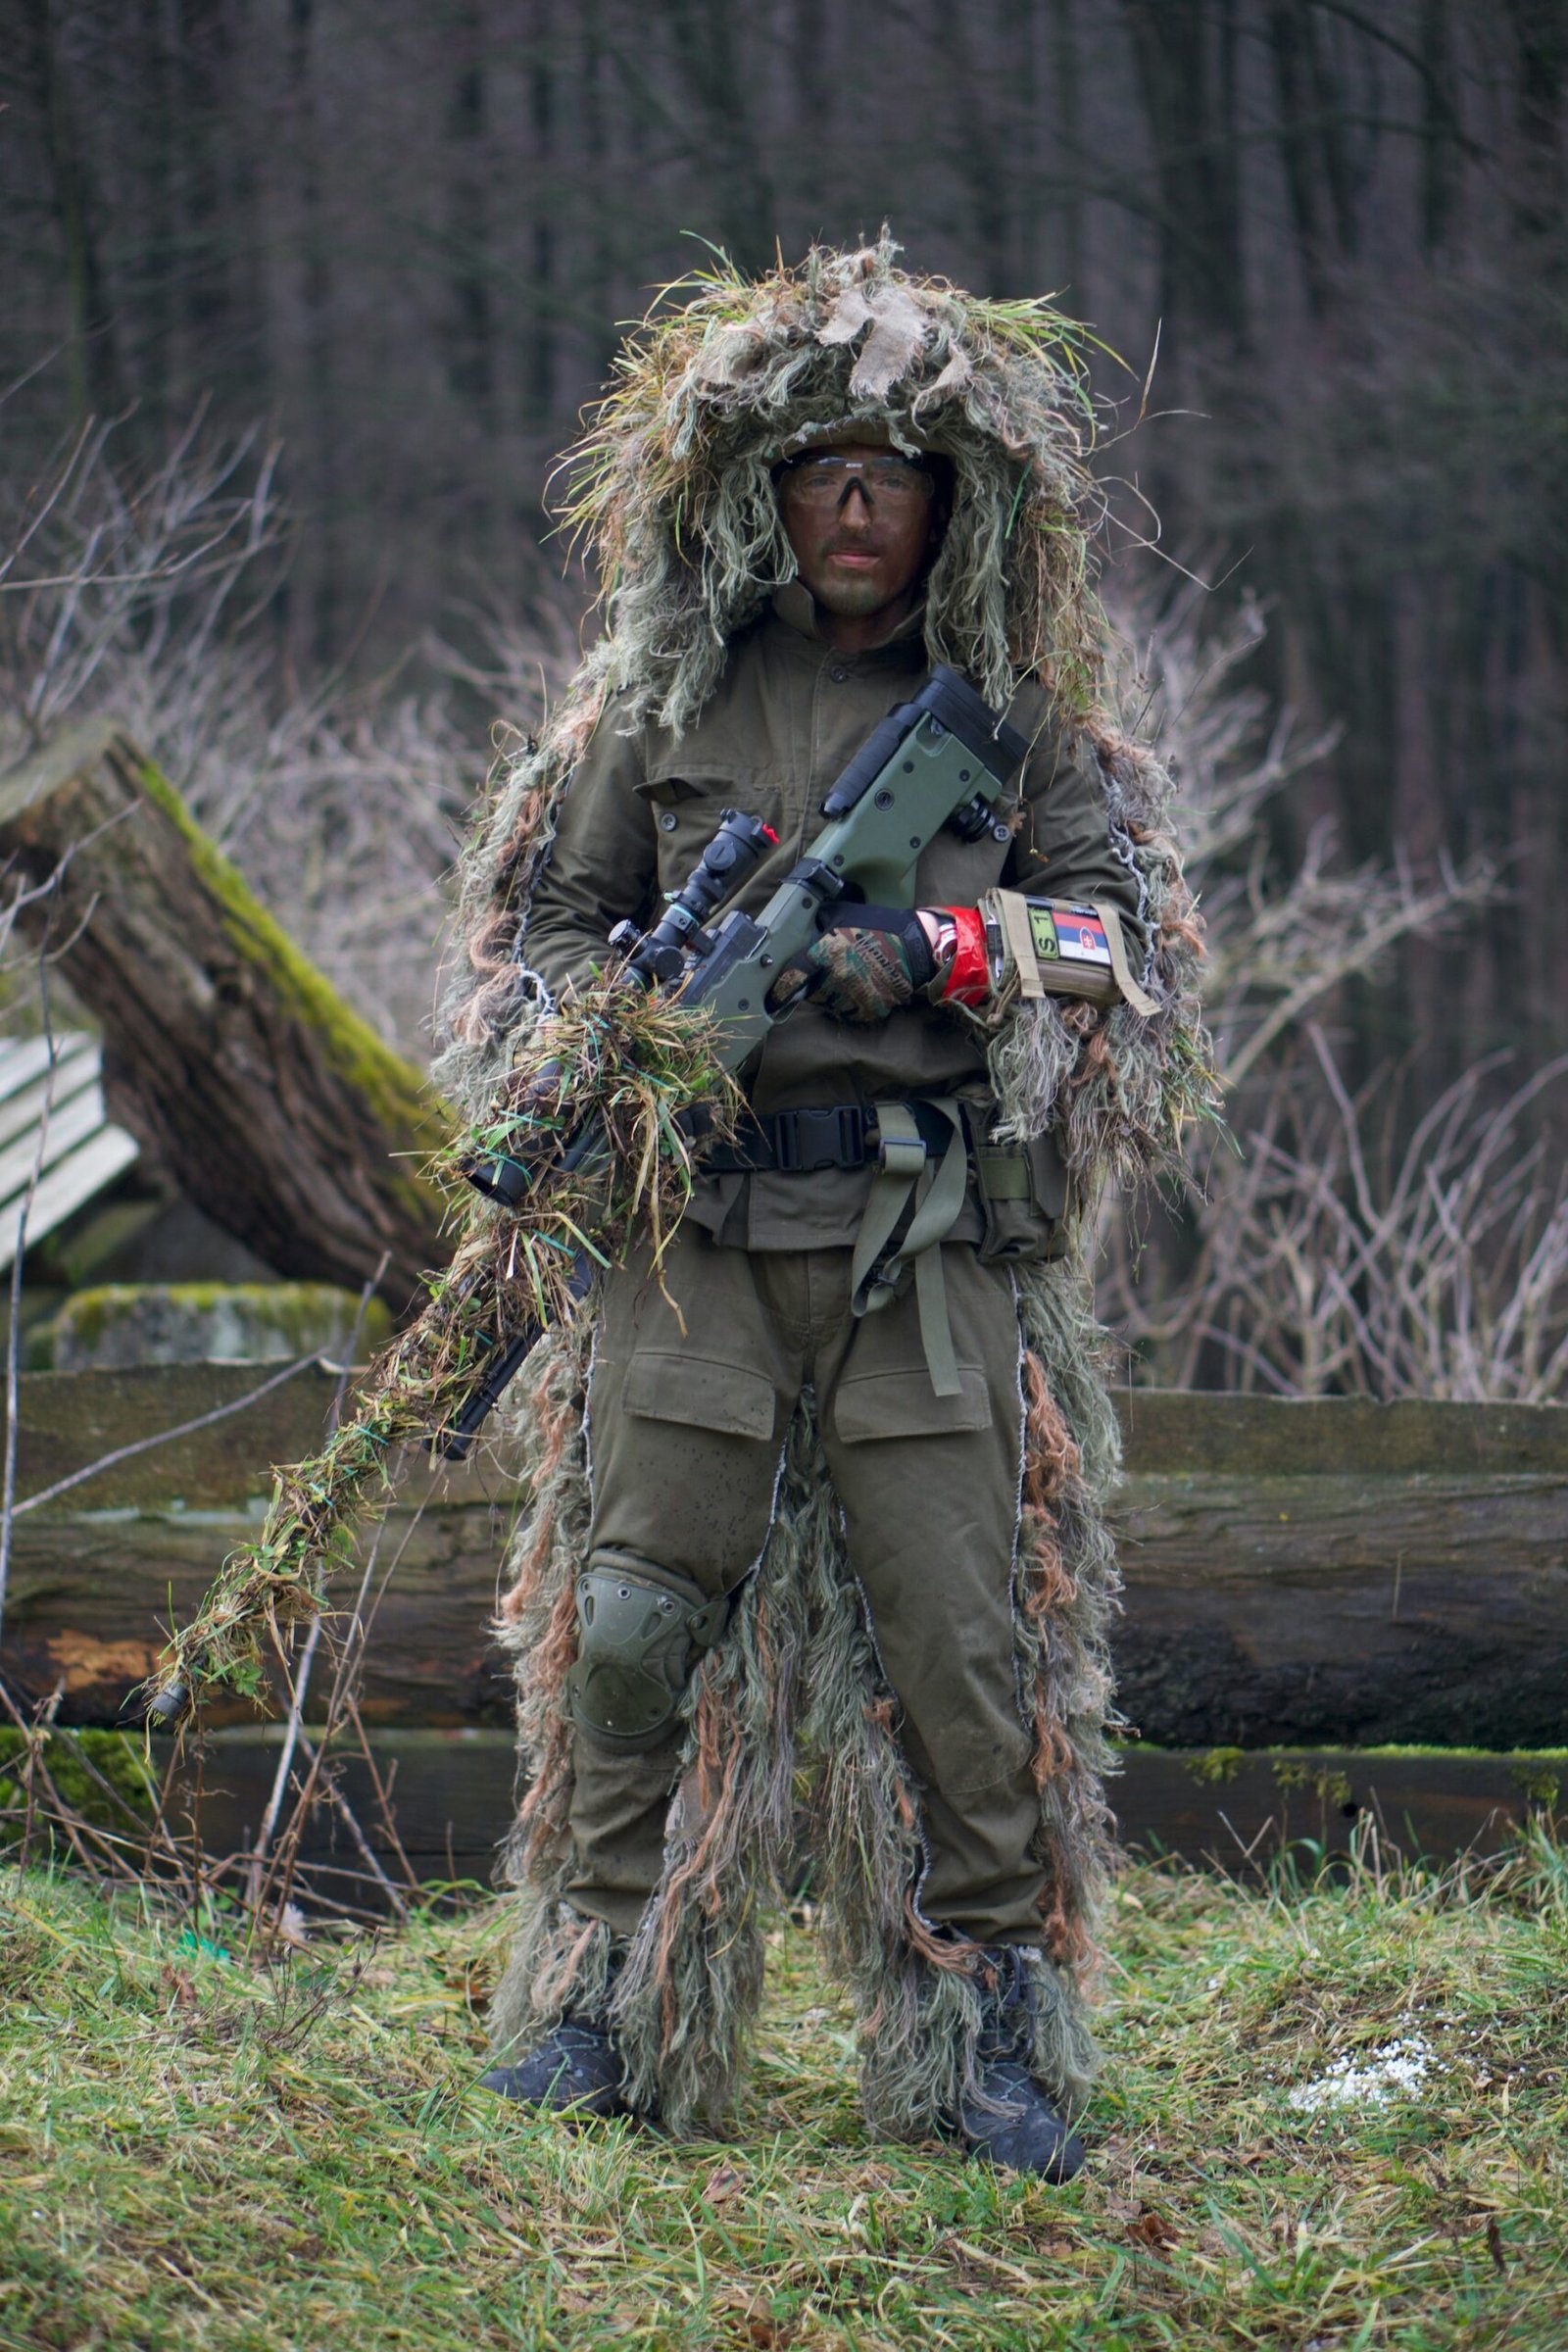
623, 1351, 778, 1443
833, 1362, 993, 1445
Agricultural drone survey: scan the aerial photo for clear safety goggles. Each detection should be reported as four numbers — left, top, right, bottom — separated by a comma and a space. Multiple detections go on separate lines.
776, 453, 936, 511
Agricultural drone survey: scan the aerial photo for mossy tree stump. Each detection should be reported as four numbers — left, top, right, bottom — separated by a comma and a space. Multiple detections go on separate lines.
0, 719, 449, 1309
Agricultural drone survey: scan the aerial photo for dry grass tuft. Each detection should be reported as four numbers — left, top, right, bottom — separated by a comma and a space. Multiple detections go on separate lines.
1092, 579, 1565, 1400
1112, 1037, 1568, 1399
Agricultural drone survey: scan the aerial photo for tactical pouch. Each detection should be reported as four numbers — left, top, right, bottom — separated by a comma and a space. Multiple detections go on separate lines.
967, 1112, 1069, 1266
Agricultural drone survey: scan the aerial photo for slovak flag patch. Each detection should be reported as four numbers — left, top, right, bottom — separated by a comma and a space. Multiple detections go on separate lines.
1028, 902, 1112, 968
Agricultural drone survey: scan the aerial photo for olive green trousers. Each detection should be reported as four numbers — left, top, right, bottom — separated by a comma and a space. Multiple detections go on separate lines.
565, 1227, 1048, 1945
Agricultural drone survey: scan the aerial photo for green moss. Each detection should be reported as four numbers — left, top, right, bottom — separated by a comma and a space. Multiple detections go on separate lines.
1126, 1741, 1568, 1765
1512, 1761, 1562, 1808
52, 1287, 108, 1350
48, 1282, 394, 1368
0, 1729, 157, 1844
135, 759, 449, 1222
1273, 1759, 1354, 1809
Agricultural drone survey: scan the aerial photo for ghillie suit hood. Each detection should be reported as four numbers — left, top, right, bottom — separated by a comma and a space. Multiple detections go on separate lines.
437, 239, 1210, 2138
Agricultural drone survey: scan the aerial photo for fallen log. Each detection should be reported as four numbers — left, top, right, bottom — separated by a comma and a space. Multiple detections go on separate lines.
1111, 1390, 1568, 1747
0, 718, 448, 1307
3, 1371, 1565, 1749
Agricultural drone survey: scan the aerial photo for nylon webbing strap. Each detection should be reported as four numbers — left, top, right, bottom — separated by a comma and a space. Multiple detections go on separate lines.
1091, 898, 1160, 1018
994, 889, 1045, 1001
849, 1099, 968, 1397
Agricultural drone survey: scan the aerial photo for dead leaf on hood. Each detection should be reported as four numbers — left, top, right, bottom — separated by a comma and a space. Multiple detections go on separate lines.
849, 289, 931, 400
816, 285, 873, 348
915, 348, 972, 405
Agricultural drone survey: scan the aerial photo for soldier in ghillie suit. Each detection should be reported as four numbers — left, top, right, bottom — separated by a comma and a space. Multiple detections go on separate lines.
435, 238, 1207, 2176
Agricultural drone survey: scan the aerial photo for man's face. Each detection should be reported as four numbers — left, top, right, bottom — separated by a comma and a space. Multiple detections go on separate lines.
775, 442, 943, 627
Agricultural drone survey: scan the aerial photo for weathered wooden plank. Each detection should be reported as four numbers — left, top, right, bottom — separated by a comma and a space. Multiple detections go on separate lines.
16, 1368, 1568, 1513
1115, 1388, 1568, 1478
13, 1363, 375, 1508
168, 1732, 1565, 1888
5, 1370, 1567, 1743
1111, 1743, 1565, 1867
1111, 1393, 1568, 1749
4, 1363, 522, 1727
178, 1726, 517, 1885
3, 1503, 522, 1729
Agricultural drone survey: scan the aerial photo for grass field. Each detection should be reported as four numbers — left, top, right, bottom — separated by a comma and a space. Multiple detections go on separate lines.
1, 1836, 1564, 2352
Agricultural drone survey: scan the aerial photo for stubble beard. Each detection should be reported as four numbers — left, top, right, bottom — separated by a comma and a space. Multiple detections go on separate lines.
812, 570, 894, 618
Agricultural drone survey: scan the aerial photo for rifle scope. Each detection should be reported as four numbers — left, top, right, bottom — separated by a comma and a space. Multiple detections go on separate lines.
609, 808, 776, 987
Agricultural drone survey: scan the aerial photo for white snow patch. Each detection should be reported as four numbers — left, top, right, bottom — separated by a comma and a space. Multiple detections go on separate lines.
1286, 2035, 1435, 2115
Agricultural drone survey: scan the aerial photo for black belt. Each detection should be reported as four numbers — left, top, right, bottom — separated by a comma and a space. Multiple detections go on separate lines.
694, 1102, 874, 1174
687, 1098, 1005, 1179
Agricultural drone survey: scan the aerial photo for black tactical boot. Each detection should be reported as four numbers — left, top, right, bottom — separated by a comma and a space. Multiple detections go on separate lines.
479, 1951, 631, 2119
957, 1946, 1086, 2182
479, 2019, 627, 2117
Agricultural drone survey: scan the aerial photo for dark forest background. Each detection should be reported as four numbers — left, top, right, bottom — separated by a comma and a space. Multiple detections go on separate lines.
2, 0, 1565, 1389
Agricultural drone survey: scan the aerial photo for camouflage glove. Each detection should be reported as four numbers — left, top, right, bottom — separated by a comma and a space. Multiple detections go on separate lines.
764, 909, 941, 1023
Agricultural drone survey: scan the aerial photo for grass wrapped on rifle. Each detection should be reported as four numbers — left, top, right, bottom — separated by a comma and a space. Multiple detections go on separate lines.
143, 979, 742, 1726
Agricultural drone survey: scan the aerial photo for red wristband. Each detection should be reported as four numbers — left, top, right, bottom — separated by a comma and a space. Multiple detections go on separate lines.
939, 906, 990, 1005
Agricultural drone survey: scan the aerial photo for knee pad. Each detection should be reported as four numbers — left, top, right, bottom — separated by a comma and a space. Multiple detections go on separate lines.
567, 1555, 728, 1750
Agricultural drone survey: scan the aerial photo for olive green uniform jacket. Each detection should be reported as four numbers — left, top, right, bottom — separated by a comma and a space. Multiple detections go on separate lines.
522, 583, 1144, 1250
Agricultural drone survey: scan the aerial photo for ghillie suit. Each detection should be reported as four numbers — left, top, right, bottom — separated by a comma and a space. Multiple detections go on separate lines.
436, 238, 1209, 2140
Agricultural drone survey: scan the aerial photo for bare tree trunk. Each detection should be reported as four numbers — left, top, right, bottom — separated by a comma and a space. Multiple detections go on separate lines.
176, 0, 232, 359
521, 0, 557, 428
0, 722, 448, 1308
792, 0, 829, 142
1419, 0, 1458, 252
1267, 0, 1370, 317
1120, 0, 1248, 355
286, 0, 338, 664
939, 0, 1013, 290
447, 0, 496, 433
1000, 0, 1040, 290
140, 0, 176, 416
20, 0, 124, 424
1049, 0, 1085, 299
1501, 0, 1564, 238
663, 0, 775, 276
579, 0, 613, 359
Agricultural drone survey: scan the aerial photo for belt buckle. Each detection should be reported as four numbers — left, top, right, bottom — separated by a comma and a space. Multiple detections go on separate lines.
869, 1102, 930, 1178
775, 1103, 864, 1172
